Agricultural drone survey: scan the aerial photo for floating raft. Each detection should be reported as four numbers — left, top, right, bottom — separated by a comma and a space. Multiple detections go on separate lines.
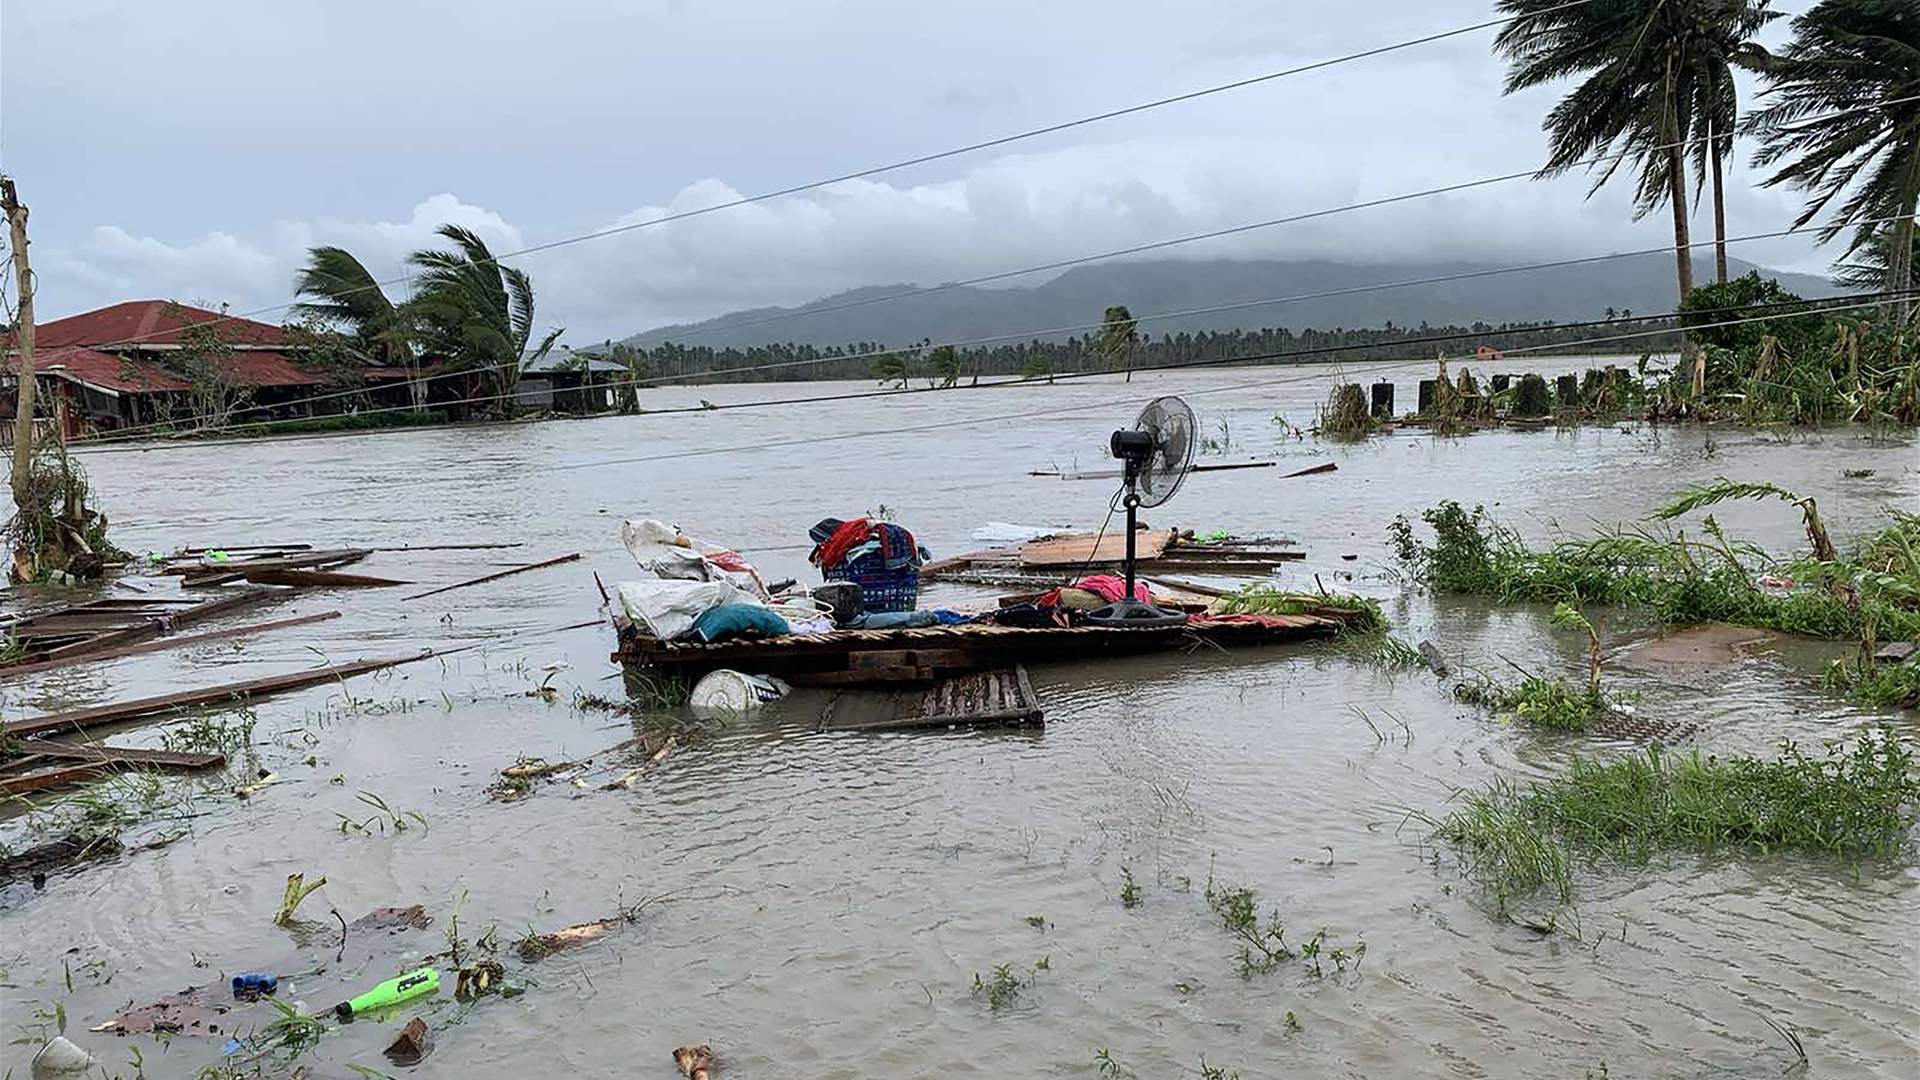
615, 609, 1366, 687
920, 528, 1305, 588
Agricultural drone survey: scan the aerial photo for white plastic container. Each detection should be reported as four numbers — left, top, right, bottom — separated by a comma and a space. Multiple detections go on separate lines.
688, 669, 790, 715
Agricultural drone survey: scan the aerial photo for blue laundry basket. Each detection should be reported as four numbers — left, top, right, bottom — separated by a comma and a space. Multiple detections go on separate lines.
822, 549, 920, 613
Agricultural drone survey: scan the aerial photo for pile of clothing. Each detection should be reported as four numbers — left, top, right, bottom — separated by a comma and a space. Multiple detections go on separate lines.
808, 517, 930, 614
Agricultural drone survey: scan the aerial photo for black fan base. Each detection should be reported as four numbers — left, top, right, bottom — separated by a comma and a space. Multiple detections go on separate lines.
1084, 599, 1191, 629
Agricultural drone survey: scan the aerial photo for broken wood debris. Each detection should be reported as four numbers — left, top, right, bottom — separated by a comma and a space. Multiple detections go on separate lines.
0, 610, 341, 680
403, 552, 582, 601
169, 549, 372, 587
1, 590, 275, 672
384, 1017, 432, 1066
516, 917, 619, 960
0, 741, 226, 796
921, 527, 1304, 584
90, 984, 229, 1036
454, 960, 505, 999
233, 568, 409, 588
820, 666, 1043, 733
3, 648, 452, 740
673, 1044, 716, 1080
0, 831, 123, 885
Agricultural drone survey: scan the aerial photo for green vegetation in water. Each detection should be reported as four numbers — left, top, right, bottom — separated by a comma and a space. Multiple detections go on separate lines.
335, 790, 428, 835
1389, 489, 1920, 649
1453, 674, 1616, 732
161, 711, 257, 755
1216, 585, 1386, 629
1201, 874, 1363, 980
1118, 866, 1142, 908
1823, 655, 1920, 710
971, 956, 1048, 1012
1421, 733, 1920, 905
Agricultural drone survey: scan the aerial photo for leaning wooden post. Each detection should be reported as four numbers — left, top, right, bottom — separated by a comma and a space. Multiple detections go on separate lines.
2, 176, 37, 508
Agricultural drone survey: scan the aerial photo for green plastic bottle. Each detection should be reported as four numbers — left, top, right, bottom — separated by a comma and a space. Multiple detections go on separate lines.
333, 967, 439, 1020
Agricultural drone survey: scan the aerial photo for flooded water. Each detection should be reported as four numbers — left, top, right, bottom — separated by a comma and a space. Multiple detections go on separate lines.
4, 361, 1917, 1079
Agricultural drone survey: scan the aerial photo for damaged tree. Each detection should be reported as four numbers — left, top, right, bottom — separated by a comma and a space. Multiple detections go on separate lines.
3, 176, 119, 583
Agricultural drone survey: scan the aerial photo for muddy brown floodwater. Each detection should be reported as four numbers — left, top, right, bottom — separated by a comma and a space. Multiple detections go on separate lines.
3, 362, 1917, 1079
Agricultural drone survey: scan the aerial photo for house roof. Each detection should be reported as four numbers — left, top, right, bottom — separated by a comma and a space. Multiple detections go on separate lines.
6, 348, 191, 395
26, 300, 290, 349
213, 351, 326, 387
522, 350, 628, 374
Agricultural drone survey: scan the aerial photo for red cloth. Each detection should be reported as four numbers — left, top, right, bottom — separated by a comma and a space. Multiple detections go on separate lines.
1072, 574, 1151, 604
811, 517, 871, 569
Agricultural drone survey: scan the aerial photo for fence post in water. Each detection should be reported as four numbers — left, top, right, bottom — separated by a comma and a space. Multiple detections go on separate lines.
1556, 374, 1579, 409
1417, 379, 1437, 415
1515, 373, 1551, 418
1370, 381, 1395, 420
1491, 374, 1511, 395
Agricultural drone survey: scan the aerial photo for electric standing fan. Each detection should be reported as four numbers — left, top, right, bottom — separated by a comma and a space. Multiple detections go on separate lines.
1085, 395, 1196, 629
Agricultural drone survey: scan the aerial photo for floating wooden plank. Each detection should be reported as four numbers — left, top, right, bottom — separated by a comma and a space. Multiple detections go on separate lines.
2, 590, 277, 669
1021, 530, 1178, 568
369, 542, 525, 552
4, 649, 447, 739
19, 741, 228, 768
237, 569, 408, 588
0, 611, 341, 681
404, 553, 582, 601
178, 549, 370, 586
1280, 461, 1339, 478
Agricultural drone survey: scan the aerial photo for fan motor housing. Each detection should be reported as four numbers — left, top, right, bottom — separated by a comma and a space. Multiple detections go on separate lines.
1109, 429, 1156, 460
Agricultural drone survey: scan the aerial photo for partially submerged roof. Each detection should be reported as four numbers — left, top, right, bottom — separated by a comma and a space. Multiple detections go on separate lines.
6, 348, 191, 395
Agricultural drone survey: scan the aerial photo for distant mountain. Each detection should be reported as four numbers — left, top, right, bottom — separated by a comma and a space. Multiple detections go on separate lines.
621, 255, 1839, 351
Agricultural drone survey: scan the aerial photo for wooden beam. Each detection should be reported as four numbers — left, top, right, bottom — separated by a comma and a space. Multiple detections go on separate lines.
4, 649, 448, 739
236, 569, 407, 588
403, 553, 581, 601
22, 741, 225, 768
0, 611, 340, 680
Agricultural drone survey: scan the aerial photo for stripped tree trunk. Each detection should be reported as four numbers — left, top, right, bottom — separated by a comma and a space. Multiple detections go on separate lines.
3, 177, 36, 509
1890, 149, 1919, 327
1711, 129, 1729, 285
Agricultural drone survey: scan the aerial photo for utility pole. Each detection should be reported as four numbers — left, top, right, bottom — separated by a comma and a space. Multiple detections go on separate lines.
2, 175, 37, 509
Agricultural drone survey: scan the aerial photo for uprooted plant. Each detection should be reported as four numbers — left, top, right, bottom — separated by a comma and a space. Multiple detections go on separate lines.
1202, 872, 1364, 980
4, 441, 124, 583
1418, 732, 1920, 907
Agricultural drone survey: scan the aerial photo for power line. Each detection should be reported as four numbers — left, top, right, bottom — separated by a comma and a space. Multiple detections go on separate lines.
29, 1, 1593, 357
70, 190, 1908, 448
75, 288, 1905, 457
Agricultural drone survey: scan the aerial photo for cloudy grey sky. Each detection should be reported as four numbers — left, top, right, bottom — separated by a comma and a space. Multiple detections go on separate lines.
3, 0, 1821, 344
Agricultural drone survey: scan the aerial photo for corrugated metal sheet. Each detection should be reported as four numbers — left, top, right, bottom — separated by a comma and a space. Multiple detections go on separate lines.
6, 348, 189, 395
25, 300, 289, 349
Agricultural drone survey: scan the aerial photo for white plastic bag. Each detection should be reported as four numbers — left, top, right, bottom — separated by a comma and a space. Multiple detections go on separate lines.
621, 518, 770, 600
615, 578, 744, 641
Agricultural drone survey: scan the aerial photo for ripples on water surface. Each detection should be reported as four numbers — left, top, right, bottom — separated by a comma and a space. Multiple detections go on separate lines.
2, 365, 1916, 1078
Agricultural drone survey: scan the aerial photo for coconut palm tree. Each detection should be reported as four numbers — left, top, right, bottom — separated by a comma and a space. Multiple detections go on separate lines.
1495, 0, 1776, 302
1747, 0, 1920, 323
1833, 221, 1920, 290
407, 225, 563, 411
1098, 305, 1139, 382
1684, 1, 1781, 283
291, 247, 412, 363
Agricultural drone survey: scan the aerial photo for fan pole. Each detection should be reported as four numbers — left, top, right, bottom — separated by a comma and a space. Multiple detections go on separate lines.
1121, 461, 1141, 604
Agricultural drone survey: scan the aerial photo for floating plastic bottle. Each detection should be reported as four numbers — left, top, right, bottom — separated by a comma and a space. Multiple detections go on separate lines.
333, 967, 439, 1021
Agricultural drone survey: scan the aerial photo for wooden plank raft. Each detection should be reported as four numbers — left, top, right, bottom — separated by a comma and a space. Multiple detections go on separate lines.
616, 611, 1361, 687
1, 589, 277, 671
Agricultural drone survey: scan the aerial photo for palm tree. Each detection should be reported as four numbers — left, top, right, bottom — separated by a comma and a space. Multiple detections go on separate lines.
1684, 1, 1781, 283
1494, 0, 1776, 302
1833, 221, 1920, 290
407, 225, 563, 412
1747, 0, 1920, 323
291, 246, 421, 406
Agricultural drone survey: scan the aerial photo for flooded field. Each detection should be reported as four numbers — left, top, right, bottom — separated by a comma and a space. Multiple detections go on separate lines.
4, 361, 1917, 1079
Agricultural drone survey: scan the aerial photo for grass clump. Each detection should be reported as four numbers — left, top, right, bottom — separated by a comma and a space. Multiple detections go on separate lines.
1454, 674, 1614, 732
1215, 585, 1386, 630
1424, 733, 1920, 904
1202, 873, 1363, 979
1389, 490, 1920, 649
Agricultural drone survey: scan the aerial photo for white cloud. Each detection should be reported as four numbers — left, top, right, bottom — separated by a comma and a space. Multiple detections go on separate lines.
34, 134, 1832, 345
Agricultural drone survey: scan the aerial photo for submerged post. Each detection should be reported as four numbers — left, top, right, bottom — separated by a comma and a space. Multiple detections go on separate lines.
1556, 374, 1579, 410
2, 176, 36, 507
1417, 379, 1437, 415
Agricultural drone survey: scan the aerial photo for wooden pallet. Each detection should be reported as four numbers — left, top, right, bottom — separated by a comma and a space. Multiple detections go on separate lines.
617, 612, 1358, 686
